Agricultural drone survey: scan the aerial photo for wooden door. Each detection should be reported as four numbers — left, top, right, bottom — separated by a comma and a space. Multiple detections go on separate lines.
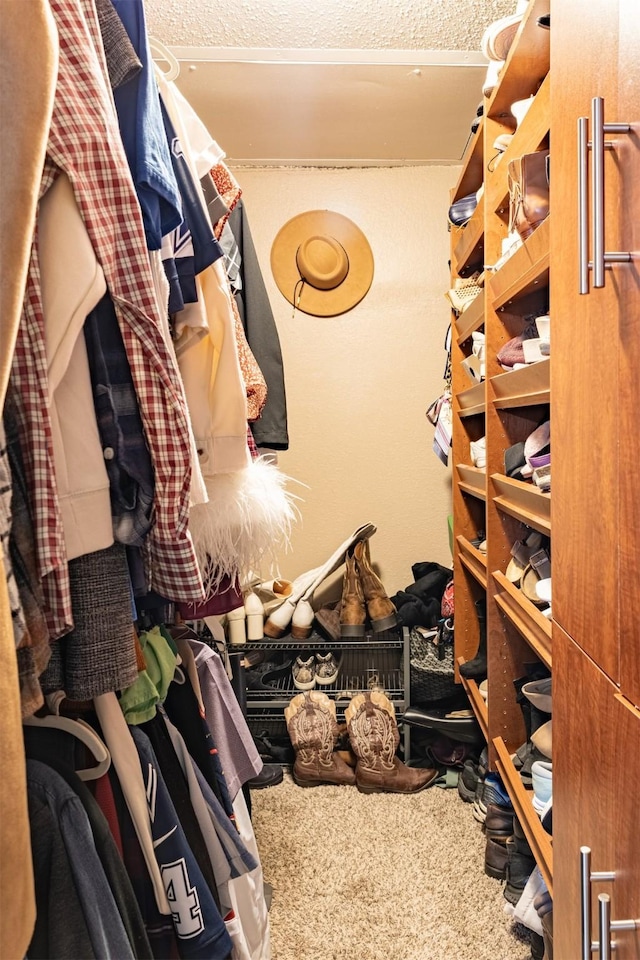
554, 629, 640, 959
552, 0, 640, 694
616, 0, 640, 709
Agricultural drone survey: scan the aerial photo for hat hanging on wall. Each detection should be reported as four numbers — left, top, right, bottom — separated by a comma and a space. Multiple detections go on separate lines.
270, 210, 374, 317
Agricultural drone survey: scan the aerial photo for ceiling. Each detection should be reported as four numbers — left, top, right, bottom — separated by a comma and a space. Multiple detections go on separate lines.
145, 0, 516, 166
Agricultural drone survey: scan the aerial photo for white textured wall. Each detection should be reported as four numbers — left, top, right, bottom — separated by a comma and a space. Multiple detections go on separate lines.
235, 165, 456, 600
145, 0, 515, 50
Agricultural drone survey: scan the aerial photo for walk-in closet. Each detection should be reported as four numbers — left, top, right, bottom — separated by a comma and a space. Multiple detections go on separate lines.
1, 1, 639, 959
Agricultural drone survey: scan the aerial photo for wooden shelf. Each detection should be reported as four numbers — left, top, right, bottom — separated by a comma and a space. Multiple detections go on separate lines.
457, 663, 489, 741
492, 570, 552, 670
455, 292, 484, 344
456, 463, 486, 501
493, 736, 553, 897
489, 215, 550, 311
453, 194, 484, 275
485, 72, 551, 215
451, 120, 484, 203
491, 358, 550, 409
457, 535, 488, 589
486, 0, 551, 120
458, 381, 486, 418
491, 474, 551, 535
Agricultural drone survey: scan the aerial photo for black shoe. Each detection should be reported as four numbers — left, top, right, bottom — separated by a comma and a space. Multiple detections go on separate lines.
246, 763, 284, 790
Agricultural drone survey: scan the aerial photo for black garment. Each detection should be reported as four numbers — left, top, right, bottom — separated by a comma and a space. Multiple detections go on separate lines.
23, 727, 153, 960
139, 712, 222, 911
228, 201, 289, 450
164, 674, 235, 822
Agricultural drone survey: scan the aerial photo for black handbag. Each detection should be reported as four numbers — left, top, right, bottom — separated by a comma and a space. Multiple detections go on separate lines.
409, 620, 457, 704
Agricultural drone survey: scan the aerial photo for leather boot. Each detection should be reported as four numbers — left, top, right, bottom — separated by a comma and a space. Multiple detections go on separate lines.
339, 550, 366, 637
459, 598, 487, 680
345, 690, 438, 794
353, 539, 397, 632
284, 691, 356, 787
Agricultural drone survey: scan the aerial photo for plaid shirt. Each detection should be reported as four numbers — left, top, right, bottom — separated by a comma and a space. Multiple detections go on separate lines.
11, 0, 204, 636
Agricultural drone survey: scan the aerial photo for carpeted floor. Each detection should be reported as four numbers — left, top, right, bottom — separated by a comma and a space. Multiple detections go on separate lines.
252, 772, 532, 960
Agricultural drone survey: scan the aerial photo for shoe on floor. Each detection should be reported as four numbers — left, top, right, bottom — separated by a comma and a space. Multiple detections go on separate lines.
246, 763, 284, 790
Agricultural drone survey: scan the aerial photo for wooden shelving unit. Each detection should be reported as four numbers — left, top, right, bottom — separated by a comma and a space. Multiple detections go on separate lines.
449, 0, 552, 900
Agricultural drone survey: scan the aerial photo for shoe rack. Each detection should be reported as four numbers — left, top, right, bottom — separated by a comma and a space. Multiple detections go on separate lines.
449, 0, 552, 893
228, 628, 412, 757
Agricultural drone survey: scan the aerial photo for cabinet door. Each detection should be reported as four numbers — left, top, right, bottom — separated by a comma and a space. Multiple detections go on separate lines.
554, 628, 640, 959
551, 0, 640, 688
616, 0, 640, 708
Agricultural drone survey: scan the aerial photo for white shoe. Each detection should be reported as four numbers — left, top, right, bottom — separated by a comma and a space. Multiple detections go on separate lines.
226, 605, 246, 645
263, 522, 377, 639
243, 591, 265, 641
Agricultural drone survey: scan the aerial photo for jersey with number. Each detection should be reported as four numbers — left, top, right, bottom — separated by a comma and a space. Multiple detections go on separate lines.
130, 726, 232, 959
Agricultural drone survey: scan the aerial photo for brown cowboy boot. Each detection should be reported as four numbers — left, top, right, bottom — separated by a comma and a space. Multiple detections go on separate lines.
345, 691, 438, 794
285, 690, 356, 787
339, 549, 367, 638
353, 539, 398, 632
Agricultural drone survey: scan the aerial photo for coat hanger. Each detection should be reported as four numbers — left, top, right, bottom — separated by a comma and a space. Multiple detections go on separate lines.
148, 37, 180, 81
23, 712, 112, 782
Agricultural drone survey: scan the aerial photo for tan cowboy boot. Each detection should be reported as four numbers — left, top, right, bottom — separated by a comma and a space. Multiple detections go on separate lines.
285, 691, 356, 787
353, 539, 398, 632
345, 691, 438, 794
339, 549, 367, 638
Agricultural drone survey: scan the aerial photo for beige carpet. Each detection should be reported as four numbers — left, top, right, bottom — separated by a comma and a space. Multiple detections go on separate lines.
252, 772, 532, 960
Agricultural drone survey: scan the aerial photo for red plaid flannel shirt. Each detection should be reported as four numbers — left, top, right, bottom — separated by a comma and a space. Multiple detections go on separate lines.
11, 0, 204, 636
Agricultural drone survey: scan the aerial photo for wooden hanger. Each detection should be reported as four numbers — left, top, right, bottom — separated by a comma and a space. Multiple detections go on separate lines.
23, 713, 111, 781
148, 37, 180, 81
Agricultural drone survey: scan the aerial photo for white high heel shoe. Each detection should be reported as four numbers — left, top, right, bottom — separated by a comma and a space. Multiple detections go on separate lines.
226, 605, 247, 645
243, 590, 265, 642
264, 522, 377, 640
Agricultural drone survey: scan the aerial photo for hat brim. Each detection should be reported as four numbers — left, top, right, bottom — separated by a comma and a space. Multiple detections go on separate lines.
270, 210, 374, 317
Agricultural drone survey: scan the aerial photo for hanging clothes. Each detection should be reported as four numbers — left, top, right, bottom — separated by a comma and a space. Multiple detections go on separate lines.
10, 0, 205, 640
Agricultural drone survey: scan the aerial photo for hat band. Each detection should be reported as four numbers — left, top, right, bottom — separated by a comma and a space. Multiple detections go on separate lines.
295, 235, 349, 291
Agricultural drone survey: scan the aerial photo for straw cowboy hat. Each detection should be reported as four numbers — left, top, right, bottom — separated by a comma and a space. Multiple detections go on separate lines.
270, 210, 374, 317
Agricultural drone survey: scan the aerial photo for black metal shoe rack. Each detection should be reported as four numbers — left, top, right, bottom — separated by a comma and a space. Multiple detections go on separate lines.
228, 627, 412, 757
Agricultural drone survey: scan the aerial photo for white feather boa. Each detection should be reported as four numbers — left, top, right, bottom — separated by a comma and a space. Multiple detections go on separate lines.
188, 457, 302, 592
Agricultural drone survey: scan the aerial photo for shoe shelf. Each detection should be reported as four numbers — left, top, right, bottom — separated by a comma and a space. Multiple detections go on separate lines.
488, 216, 550, 311
485, 0, 550, 120
485, 72, 551, 215
232, 631, 403, 654
456, 665, 489, 741
493, 735, 553, 897
491, 474, 551, 535
492, 570, 552, 670
452, 195, 485, 276
491, 359, 550, 409
454, 292, 484, 344
451, 119, 484, 204
456, 535, 488, 589
456, 464, 486, 501
457, 381, 486, 418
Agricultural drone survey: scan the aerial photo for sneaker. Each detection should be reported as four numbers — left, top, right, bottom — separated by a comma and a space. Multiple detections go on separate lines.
483, 772, 513, 809
457, 758, 480, 803
314, 651, 341, 686
445, 274, 483, 314
473, 781, 488, 824
292, 655, 316, 691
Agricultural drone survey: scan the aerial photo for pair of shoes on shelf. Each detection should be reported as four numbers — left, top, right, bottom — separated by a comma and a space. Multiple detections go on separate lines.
338, 538, 398, 639
292, 652, 341, 691
285, 689, 439, 793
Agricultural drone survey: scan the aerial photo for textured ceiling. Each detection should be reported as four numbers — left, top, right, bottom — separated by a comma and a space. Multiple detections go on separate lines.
145, 0, 516, 51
